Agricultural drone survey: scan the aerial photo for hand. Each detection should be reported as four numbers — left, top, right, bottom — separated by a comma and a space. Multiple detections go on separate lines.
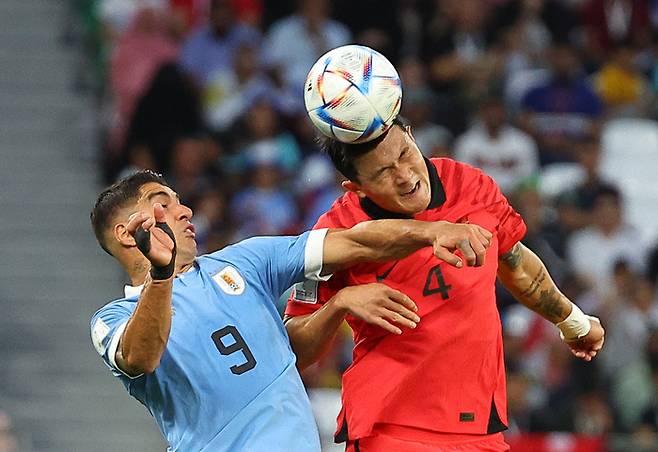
429, 222, 493, 267
332, 283, 420, 335
126, 203, 175, 268
565, 317, 605, 362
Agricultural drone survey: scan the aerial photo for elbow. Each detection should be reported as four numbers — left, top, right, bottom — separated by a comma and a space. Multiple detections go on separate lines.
123, 349, 163, 375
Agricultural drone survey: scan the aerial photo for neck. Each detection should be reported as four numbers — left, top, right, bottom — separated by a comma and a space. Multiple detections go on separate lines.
127, 257, 194, 286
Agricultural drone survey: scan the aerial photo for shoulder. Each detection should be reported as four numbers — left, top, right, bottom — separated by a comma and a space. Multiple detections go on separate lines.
433, 157, 504, 206
433, 157, 488, 182
314, 192, 365, 229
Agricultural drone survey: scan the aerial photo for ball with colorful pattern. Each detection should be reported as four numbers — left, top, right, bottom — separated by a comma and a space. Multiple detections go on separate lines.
303, 45, 402, 144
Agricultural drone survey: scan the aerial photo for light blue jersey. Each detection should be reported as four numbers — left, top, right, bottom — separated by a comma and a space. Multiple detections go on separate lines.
90, 231, 327, 451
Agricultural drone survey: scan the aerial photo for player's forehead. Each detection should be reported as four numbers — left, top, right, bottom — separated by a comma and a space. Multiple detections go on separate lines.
356, 126, 409, 169
137, 182, 179, 203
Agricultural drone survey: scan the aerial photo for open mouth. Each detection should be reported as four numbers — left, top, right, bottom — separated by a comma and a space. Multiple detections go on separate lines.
401, 181, 420, 197
184, 223, 196, 237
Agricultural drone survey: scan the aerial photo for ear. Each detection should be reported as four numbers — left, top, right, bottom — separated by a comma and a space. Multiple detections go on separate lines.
405, 125, 416, 143
114, 222, 136, 248
342, 180, 366, 198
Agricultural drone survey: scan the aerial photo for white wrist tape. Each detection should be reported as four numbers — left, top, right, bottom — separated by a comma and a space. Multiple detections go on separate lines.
556, 303, 592, 342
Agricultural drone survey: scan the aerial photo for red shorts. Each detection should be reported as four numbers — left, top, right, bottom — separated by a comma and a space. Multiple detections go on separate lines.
345, 428, 510, 452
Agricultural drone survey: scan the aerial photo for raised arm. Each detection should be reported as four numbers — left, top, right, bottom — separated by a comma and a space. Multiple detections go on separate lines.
321, 219, 493, 274
116, 204, 177, 375
286, 220, 493, 370
497, 242, 604, 361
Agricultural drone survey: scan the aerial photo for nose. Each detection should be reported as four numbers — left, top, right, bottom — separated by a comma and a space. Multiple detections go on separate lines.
393, 163, 414, 187
176, 204, 194, 221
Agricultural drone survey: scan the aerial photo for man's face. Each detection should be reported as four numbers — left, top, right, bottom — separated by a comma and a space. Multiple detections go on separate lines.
348, 126, 431, 215
133, 182, 197, 264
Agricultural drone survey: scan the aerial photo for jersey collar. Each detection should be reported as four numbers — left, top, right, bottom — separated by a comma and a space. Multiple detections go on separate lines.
360, 157, 446, 220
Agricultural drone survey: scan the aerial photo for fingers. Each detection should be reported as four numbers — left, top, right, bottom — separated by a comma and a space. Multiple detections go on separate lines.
457, 239, 477, 267
127, 203, 167, 236
434, 245, 463, 268
379, 308, 418, 330
126, 212, 148, 235
153, 203, 166, 222
470, 236, 487, 266
382, 299, 420, 324
385, 287, 418, 312
352, 285, 420, 333
473, 225, 493, 243
151, 226, 175, 249
369, 317, 402, 335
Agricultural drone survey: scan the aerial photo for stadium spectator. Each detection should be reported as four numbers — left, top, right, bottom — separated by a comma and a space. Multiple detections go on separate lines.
203, 44, 272, 132
99, 0, 170, 39
592, 42, 654, 117
581, 0, 652, 67
179, 0, 261, 87
520, 42, 604, 165
454, 93, 539, 193
108, 7, 180, 156
555, 133, 612, 235
566, 185, 645, 291
261, 0, 351, 97
612, 325, 658, 432
118, 63, 204, 180
229, 150, 299, 240
601, 275, 658, 378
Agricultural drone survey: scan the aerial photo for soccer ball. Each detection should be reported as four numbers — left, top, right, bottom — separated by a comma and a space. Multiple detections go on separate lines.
303, 45, 402, 144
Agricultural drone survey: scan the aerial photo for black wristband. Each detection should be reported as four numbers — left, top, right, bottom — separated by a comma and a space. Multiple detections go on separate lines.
134, 222, 177, 280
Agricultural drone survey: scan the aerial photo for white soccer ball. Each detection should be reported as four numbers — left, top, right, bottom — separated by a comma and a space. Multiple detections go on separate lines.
303, 45, 402, 144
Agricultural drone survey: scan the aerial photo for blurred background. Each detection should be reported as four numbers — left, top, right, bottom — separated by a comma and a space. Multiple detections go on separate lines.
1, 0, 658, 450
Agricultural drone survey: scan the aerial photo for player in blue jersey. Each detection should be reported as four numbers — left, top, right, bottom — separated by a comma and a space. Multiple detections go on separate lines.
89, 170, 492, 451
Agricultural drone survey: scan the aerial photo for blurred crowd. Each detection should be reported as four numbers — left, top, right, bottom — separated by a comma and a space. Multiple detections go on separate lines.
71, 0, 658, 448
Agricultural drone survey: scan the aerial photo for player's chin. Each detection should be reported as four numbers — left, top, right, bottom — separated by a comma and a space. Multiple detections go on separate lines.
397, 188, 429, 213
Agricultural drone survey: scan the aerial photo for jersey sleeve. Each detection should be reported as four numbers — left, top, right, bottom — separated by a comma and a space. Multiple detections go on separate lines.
225, 229, 330, 298
480, 172, 527, 255
90, 300, 143, 381
284, 270, 348, 317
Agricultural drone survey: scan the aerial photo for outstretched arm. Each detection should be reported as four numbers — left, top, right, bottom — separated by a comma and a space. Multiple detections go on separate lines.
286, 220, 493, 370
321, 219, 493, 274
497, 242, 604, 361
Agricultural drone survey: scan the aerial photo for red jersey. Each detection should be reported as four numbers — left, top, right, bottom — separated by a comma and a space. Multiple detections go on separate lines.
285, 158, 527, 441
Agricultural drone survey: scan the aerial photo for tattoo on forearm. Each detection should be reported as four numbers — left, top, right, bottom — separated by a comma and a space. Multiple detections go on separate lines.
520, 268, 546, 298
535, 288, 566, 323
500, 243, 523, 269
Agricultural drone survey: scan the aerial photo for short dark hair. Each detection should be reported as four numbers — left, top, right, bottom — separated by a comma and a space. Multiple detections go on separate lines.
318, 116, 410, 181
90, 170, 170, 255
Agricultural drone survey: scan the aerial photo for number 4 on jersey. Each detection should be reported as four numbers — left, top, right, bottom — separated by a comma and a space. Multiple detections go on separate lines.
423, 265, 452, 300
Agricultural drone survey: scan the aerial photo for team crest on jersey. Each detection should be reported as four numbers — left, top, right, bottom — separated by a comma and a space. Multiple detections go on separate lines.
212, 266, 245, 295
292, 280, 318, 304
